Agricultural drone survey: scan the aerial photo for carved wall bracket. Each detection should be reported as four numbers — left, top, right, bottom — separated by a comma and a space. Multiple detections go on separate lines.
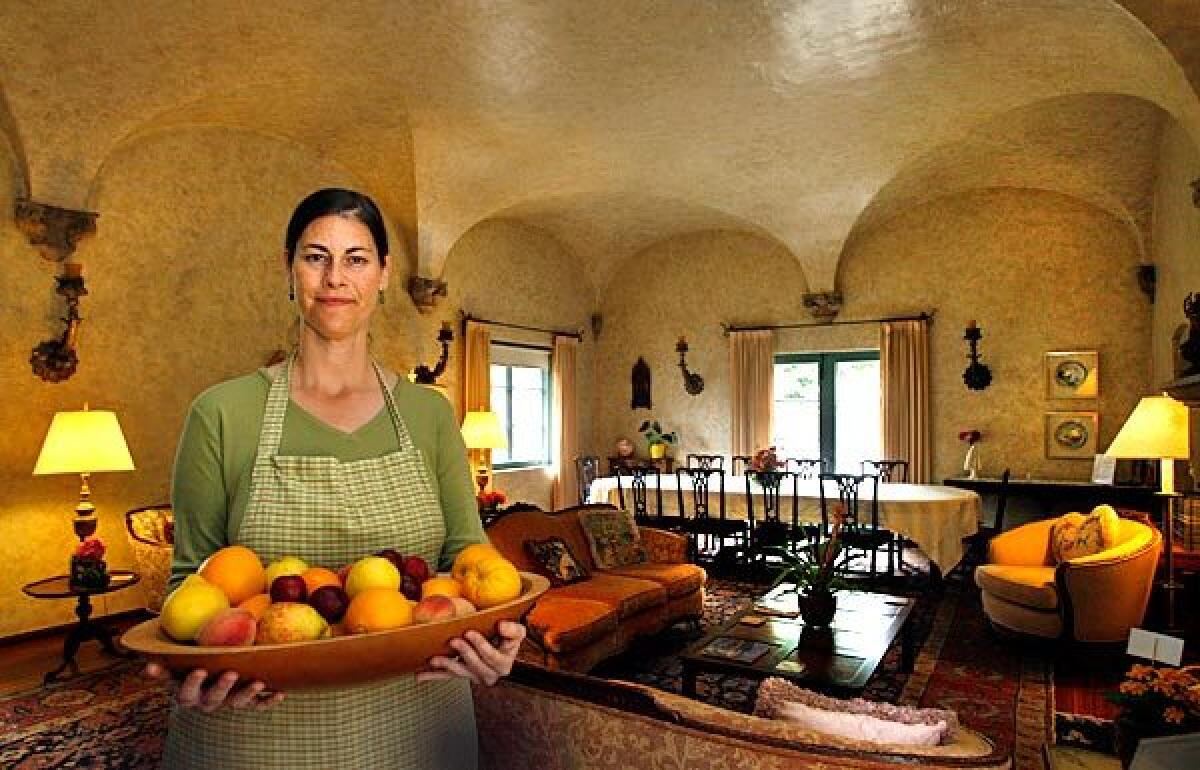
1181, 292, 1200, 377
407, 275, 448, 313
413, 322, 455, 384
31, 264, 88, 383
675, 337, 704, 395
1137, 264, 1156, 302
802, 291, 843, 322
15, 199, 98, 262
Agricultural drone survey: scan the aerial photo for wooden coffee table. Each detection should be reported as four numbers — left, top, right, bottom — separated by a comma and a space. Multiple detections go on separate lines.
680, 586, 915, 698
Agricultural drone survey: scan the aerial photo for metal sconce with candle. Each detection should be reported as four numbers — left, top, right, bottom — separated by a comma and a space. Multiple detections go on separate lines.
962, 320, 992, 390
676, 336, 705, 395
413, 322, 455, 385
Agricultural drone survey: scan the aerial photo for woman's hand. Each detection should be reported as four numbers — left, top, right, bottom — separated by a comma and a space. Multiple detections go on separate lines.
143, 663, 286, 712
416, 620, 526, 686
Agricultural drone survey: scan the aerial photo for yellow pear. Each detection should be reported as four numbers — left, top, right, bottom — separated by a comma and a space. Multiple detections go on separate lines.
264, 555, 309, 587
161, 575, 231, 642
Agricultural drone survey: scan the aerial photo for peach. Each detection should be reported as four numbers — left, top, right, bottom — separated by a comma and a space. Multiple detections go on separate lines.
413, 595, 456, 624
449, 597, 477, 618
196, 608, 258, 647
256, 602, 330, 644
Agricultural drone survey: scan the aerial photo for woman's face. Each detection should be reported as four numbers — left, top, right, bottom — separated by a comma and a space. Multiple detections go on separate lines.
289, 214, 389, 343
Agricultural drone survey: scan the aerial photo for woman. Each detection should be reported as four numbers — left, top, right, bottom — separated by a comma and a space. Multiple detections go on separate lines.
146, 188, 523, 768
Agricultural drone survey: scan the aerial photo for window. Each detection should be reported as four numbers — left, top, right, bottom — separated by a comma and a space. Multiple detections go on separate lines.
490, 342, 552, 469
772, 351, 880, 474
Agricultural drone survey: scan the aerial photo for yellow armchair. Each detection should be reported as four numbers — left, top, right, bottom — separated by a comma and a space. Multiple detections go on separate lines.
974, 515, 1160, 642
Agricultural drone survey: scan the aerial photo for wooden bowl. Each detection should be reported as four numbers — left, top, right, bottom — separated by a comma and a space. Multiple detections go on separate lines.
121, 572, 549, 691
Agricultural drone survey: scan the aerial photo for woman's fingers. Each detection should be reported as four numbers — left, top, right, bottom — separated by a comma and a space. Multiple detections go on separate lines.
142, 662, 167, 681
423, 654, 478, 684
225, 679, 266, 709
197, 671, 240, 713
176, 669, 210, 708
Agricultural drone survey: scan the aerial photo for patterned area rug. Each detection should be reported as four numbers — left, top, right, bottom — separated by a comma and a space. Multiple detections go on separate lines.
594, 577, 1054, 770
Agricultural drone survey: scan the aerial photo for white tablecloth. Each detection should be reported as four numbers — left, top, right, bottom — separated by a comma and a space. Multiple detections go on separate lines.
589, 475, 981, 570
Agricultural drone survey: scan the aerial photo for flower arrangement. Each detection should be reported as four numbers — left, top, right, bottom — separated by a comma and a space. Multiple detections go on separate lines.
958, 429, 982, 444
1109, 664, 1200, 731
748, 446, 784, 484
958, 430, 982, 478
69, 536, 110, 591
477, 490, 507, 512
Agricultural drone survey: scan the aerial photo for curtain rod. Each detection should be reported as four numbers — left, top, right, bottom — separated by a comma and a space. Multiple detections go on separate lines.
722, 311, 934, 334
461, 313, 584, 340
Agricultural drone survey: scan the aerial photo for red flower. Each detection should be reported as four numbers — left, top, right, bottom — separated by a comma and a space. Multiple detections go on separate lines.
477, 490, 507, 508
74, 536, 106, 561
958, 430, 982, 444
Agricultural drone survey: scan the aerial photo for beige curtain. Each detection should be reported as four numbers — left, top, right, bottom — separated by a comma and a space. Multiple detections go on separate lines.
462, 320, 492, 488
881, 319, 931, 483
551, 335, 579, 509
730, 330, 774, 458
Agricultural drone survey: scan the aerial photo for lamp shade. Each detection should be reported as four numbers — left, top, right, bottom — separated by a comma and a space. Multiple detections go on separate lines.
33, 410, 135, 475
461, 410, 507, 450
1105, 395, 1190, 460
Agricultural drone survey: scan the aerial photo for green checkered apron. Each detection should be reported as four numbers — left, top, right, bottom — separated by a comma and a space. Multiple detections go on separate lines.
162, 356, 477, 769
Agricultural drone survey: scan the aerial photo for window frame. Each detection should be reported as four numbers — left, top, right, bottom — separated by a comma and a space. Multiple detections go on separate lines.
773, 349, 880, 472
490, 340, 553, 470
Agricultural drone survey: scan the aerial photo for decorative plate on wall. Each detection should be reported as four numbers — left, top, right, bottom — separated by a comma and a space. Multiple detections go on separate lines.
1045, 351, 1099, 399
1044, 411, 1099, 459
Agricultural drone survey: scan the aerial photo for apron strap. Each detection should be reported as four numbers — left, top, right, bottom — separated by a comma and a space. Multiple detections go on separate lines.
372, 360, 418, 453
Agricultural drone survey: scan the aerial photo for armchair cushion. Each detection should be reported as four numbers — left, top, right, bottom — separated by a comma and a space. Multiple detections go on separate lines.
1050, 505, 1119, 562
974, 565, 1058, 610
523, 597, 617, 653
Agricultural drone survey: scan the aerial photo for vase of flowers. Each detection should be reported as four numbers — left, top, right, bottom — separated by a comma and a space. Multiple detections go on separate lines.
477, 490, 507, 516
748, 446, 785, 488
764, 505, 848, 628
639, 420, 677, 459
958, 429, 982, 479
1108, 664, 1200, 768
69, 536, 110, 591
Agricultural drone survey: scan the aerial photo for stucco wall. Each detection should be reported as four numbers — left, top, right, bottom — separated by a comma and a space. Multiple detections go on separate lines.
592, 189, 1152, 485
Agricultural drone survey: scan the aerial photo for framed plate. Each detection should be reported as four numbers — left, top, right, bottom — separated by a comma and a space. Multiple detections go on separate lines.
1044, 411, 1098, 459
1045, 351, 1098, 399
121, 572, 549, 691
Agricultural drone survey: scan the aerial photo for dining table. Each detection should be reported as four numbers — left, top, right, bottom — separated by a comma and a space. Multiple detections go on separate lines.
589, 474, 981, 572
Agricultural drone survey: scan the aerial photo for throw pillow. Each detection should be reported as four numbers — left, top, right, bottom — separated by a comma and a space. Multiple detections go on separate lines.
578, 509, 648, 569
524, 537, 590, 586
775, 701, 948, 747
1051, 504, 1120, 563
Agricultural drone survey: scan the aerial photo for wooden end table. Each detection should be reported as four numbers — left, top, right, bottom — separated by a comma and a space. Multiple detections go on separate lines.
680, 586, 915, 698
22, 570, 141, 685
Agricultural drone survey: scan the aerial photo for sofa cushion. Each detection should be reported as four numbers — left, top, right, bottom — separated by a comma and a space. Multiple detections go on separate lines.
1050, 506, 1119, 563
523, 597, 618, 653
524, 537, 590, 586
486, 510, 598, 573
974, 564, 1058, 610
605, 562, 705, 598
550, 573, 667, 619
579, 509, 647, 569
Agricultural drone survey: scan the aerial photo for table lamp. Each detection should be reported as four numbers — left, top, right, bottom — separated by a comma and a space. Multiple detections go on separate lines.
461, 410, 507, 495
33, 406, 135, 541
1104, 394, 1190, 629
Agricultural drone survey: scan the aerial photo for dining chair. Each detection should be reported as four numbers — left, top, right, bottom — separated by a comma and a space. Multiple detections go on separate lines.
731, 455, 753, 476
786, 457, 825, 479
861, 459, 909, 483
575, 455, 601, 505
818, 472, 895, 581
785, 458, 825, 543
676, 466, 744, 564
615, 465, 670, 528
744, 469, 799, 575
686, 453, 725, 471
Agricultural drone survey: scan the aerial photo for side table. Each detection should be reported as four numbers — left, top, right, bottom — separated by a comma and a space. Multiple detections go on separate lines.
22, 570, 141, 685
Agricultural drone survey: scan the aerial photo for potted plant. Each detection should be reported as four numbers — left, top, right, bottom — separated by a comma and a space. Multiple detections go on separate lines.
1108, 664, 1200, 768
762, 506, 848, 628
638, 420, 677, 459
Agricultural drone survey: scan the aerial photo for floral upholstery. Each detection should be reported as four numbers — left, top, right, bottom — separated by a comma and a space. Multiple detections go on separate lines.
124, 505, 173, 613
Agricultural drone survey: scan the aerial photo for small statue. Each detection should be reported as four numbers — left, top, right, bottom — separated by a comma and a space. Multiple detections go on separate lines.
1182, 292, 1200, 377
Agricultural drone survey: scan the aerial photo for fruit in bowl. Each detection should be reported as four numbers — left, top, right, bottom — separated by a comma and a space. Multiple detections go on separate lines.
196, 608, 258, 647
345, 556, 401, 597
160, 575, 231, 642
270, 574, 308, 603
309, 585, 350, 623
256, 602, 330, 644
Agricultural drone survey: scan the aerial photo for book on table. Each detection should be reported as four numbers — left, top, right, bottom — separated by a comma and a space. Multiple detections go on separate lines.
700, 637, 774, 664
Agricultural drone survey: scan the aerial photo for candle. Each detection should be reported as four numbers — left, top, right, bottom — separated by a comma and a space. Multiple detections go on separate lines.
63, 262, 83, 277
678, 336, 687, 347
966, 319, 977, 330
440, 321, 452, 332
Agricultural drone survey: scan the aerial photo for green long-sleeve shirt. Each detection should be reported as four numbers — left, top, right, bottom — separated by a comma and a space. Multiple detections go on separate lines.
169, 369, 484, 592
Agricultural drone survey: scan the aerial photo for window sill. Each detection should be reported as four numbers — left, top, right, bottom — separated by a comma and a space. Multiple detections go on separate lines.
495, 465, 553, 474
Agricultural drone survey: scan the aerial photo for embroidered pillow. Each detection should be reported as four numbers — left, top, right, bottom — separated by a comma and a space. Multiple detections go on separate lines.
524, 537, 590, 586
578, 509, 647, 569
775, 701, 949, 747
1051, 504, 1120, 563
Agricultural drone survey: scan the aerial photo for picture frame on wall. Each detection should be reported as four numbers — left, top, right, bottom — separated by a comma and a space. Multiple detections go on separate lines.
1045, 411, 1099, 459
1044, 351, 1099, 399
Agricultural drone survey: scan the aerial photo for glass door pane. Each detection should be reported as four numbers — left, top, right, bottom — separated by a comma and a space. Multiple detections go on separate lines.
772, 361, 821, 462
833, 359, 880, 473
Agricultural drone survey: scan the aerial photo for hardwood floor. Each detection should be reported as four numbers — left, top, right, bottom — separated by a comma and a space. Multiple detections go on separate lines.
0, 614, 144, 696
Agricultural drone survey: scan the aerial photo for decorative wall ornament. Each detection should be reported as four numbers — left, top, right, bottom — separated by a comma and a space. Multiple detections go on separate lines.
406, 275, 448, 313
962, 320, 992, 390
802, 291, 843, 322
413, 322, 454, 384
1136, 264, 1156, 302
31, 263, 87, 382
1044, 411, 1099, 459
675, 336, 704, 395
1181, 292, 1200, 377
631, 357, 652, 409
1044, 351, 1099, 399
14, 199, 97, 262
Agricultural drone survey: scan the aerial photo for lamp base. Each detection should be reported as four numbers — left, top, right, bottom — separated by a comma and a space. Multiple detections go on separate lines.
475, 469, 490, 496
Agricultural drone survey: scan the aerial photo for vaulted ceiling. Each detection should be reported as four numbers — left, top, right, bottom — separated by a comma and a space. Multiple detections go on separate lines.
2, 0, 1199, 294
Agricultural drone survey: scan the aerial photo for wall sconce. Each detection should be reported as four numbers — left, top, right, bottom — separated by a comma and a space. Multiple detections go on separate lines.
676, 336, 705, 395
962, 320, 992, 391
413, 322, 454, 385
31, 263, 87, 383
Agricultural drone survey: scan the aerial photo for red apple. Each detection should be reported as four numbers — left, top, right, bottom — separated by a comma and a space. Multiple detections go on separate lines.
401, 555, 431, 584
270, 574, 307, 603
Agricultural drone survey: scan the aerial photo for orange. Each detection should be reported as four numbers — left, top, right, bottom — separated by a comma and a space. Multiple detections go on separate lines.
236, 593, 272, 620
420, 576, 463, 599
198, 545, 266, 605
301, 567, 342, 595
343, 588, 414, 634
459, 555, 522, 609
451, 543, 501, 582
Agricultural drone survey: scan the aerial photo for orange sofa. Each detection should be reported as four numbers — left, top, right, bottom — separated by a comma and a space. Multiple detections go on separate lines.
486, 504, 706, 672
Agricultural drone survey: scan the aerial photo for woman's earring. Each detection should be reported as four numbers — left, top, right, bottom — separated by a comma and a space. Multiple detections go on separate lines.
288, 284, 295, 302
378, 289, 385, 305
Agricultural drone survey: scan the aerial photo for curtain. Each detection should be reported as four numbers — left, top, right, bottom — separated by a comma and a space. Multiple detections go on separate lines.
730, 329, 774, 459
550, 335, 579, 510
881, 319, 931, 483
462, 320, 492, 488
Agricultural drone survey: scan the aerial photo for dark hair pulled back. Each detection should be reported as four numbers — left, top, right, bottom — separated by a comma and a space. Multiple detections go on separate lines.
285, 188, 389, 266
